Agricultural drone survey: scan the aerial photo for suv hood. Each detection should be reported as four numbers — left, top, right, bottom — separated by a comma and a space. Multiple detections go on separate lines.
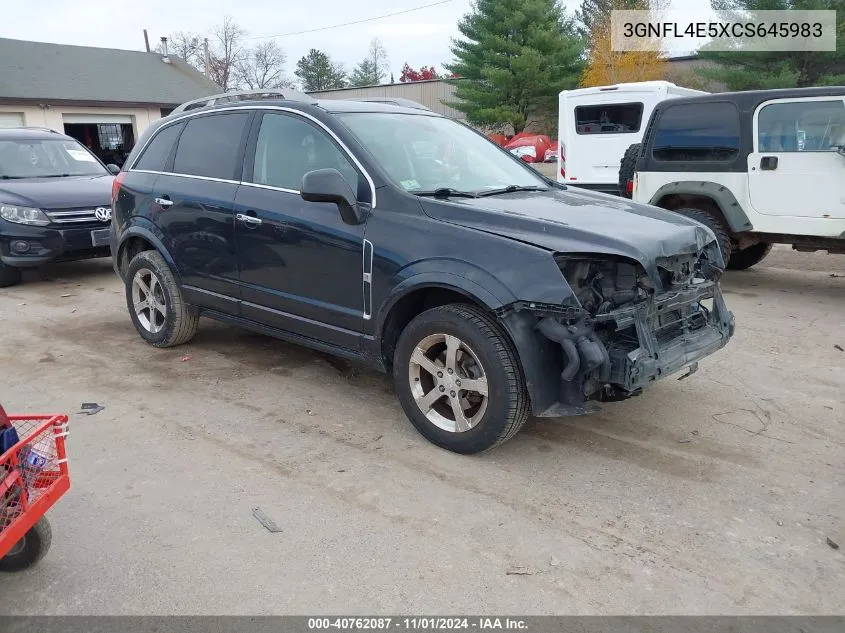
0, 175, 114, 209
419, 186, 722, 281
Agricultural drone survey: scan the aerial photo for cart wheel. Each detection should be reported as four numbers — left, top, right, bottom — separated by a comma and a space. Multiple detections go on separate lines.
0, 517, 52, 572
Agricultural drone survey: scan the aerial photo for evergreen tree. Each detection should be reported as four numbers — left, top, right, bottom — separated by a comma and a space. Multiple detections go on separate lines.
294, 49, 347, 91
695, 0, 845, 89
445, 0, 585, 133
349, 38, 390, 86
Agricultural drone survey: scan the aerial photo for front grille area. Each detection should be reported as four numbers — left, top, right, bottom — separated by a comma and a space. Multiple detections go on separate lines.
45, 208, 102, 225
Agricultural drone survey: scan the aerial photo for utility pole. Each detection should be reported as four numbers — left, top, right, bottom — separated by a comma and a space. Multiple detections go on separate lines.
143, 29, 150, 53
203, 38, 211, 77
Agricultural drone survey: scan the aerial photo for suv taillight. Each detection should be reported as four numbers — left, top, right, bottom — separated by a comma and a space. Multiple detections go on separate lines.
626, 179, 634, 195
112, 171, 126, 203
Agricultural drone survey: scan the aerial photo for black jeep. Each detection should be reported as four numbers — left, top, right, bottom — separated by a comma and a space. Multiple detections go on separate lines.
111, 90, 735, 454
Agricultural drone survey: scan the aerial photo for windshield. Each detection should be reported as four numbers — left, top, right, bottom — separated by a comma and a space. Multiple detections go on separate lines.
0, 138, 108, 179
336, 112, 549, 194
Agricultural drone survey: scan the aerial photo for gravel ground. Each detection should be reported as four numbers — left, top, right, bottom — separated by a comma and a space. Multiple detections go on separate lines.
0, 246, 843, 615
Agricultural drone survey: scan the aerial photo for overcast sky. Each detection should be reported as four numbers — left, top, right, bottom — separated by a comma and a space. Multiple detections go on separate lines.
1, 0, 715, 83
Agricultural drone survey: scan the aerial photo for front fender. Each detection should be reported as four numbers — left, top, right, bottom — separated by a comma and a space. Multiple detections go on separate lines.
649, 181, 753, 233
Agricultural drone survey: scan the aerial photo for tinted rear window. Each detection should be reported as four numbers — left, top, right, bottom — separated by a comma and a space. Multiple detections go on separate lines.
652, 102, 740, 162
134, 123, 183, 171
575, 103, 643, 134
172, 113, 250, 180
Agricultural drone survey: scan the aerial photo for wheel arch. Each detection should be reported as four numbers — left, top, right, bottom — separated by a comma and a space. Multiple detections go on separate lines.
649, 181, 753, 234
116, 226, 180, 283
377, 273, 514, 371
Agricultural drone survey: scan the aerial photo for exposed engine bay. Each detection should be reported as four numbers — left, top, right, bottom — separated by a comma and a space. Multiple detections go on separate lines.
500, 249, 735, 417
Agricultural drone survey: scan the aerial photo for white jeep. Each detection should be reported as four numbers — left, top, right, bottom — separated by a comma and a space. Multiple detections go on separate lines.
626, 86, 845, 269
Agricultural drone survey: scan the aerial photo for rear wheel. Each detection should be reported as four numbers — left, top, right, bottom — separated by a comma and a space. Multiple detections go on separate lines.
727, 242, 772, 270
125, 250, 199, 348
673, 207, 733, 269
393, 304, 529, 454
618, 143, 641, 198
0, 516, 52, 572
0, 262, 22, 288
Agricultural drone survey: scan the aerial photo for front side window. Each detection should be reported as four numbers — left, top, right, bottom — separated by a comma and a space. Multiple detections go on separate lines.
336, 112, 548, 194
0, 138, 108, 179
652, 102, 740, 162
575, 103, 644, 135
249, 113, 361, 195
758, 99, 845, 152
172, 112, 250, 180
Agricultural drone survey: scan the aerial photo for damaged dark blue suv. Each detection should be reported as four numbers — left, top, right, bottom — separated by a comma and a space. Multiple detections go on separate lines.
111, 89, 735, 454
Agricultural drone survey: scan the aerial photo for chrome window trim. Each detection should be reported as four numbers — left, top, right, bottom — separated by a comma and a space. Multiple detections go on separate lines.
131, 169, 241, 186
127, 105, 378, 208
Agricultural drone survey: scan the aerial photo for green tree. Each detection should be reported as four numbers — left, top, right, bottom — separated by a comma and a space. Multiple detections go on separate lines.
696, 0, 845, 89
445, 0, 585, 133
349, 38, 390, 87
295, 49, 347, 91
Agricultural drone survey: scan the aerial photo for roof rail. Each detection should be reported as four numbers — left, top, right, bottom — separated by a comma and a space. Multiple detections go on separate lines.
346, 97, 432, 111
172, 88, 317, 114
19, 126, 60, 133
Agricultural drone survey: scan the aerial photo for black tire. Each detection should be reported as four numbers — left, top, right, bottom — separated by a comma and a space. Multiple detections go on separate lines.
0, 263, 22, 288
393, 304, 530, 454
125, 249, 199, 348
618, 143, 641, 198
674, 207, 733, 269
0, 516, 52, 572
727, 242, 772, 271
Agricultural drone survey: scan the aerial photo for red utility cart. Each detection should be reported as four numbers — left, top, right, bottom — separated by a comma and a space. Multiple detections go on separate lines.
0, 405, 70, 571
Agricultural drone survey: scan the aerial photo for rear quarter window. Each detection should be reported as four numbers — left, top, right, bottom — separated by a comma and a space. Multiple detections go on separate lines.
575, 102, 644, 135
133, 123, 184, 172
651, 102, 741, 162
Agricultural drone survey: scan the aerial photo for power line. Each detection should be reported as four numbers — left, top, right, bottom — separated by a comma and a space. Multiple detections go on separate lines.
245, 0, 453, 40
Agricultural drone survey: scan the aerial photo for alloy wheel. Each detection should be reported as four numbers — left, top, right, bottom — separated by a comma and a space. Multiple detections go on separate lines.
407, 333, 489, 433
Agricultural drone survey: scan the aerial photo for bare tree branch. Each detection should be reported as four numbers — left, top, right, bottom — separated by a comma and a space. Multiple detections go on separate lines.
207, 16, 247, 91
236, 40, 294, 89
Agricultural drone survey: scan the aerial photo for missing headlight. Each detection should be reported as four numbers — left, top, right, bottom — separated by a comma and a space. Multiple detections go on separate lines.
554, 254, 652, 315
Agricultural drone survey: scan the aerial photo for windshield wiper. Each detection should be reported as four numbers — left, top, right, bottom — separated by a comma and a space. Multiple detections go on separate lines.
0, 175, 28, 179
412, 188, 479, 199
30, 174, 73, 178
476, 185, 549, 197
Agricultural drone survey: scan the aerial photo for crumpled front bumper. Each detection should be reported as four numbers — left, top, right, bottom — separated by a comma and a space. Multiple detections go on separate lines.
500, 279, 735, 418
599, 282, 735, 392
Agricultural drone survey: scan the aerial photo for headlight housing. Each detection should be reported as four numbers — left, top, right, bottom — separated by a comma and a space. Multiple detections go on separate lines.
0, 204, 50, 226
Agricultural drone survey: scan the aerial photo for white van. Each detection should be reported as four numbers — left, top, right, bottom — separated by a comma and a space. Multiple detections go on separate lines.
557, 81, 707, 195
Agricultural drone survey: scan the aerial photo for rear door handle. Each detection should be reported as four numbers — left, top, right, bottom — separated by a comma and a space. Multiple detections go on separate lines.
760, 156, 778, 170
236, 212, 263, 227
154, 196, 173, 208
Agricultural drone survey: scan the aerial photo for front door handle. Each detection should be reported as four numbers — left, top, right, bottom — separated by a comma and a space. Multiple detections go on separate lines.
760, 156, 778, 170
236, 212, 263, 227
154, 196, 173, 208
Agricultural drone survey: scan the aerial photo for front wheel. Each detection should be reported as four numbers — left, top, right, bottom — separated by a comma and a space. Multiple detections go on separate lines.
0, 262, 22, 288
393, 304, 530, 454
125, 250, 199, 348
0, 516, 52, 572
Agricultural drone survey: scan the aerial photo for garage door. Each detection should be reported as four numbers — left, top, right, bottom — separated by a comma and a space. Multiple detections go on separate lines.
62, 114, 134, 125
0, 112, 24, 128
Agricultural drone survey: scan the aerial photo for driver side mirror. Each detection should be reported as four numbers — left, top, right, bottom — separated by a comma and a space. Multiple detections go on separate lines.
106, 163, 121, 175
837, 145, 845, 158
300, 168, 363, 225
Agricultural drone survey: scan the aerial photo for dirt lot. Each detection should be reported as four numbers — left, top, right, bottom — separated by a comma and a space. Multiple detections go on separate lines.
0, 246, 843, 615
